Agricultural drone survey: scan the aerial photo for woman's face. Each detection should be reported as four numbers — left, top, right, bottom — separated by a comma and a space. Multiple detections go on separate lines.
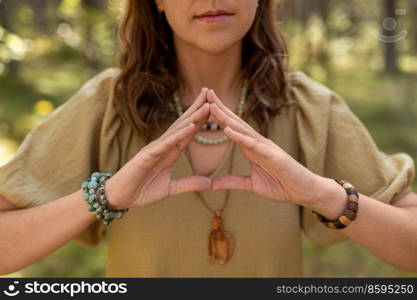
156, 0, 259, 53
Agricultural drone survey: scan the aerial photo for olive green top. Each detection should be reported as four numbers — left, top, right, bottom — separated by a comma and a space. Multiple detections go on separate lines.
0, 68, 414, 277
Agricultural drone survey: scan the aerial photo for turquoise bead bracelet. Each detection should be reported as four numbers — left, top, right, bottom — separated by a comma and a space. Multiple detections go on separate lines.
81, 172, 128, 226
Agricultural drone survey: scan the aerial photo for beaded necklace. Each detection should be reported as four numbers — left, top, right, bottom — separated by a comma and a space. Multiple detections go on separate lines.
173, 80, 248, 144
172, 81, 248, 264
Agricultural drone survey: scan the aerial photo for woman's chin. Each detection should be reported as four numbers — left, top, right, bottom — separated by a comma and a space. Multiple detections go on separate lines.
193, 40, 240, 55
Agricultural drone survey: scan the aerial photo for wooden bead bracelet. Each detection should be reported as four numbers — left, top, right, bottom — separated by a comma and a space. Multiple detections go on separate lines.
312, 179, 359, 229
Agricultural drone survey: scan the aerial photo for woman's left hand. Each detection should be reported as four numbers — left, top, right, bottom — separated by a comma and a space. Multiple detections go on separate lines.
207, 89, 322, 207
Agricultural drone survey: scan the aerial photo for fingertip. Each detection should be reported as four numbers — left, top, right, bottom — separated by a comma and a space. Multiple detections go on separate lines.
201, 102, 209, 113
224, 127, 237, 139
206, 89, 214, 102
199, 102, 209, 110
199, 87, 206, 97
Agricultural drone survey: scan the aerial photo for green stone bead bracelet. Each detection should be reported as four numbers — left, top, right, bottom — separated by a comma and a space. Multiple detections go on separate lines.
81, 172, 129, 226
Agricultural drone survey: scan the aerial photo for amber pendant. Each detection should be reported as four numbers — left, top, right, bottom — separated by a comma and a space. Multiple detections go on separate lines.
209, 211, 234, 265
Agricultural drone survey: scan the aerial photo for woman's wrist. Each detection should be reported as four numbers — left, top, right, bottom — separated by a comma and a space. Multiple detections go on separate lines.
309, 176, 347, 220
103, 177, 125, 211
81, 172, 129, 226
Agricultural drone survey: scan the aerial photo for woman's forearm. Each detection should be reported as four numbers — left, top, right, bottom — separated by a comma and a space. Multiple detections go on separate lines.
0, 189, 97, 275
310, 177, 417, 273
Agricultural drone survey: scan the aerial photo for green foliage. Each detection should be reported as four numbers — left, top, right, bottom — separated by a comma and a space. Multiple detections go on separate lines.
14, 240, 108, 278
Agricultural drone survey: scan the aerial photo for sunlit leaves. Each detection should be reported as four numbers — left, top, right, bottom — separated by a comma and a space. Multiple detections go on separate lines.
0, 29, 32, 65
34, 100, 54, 116
0, 137, 18, 166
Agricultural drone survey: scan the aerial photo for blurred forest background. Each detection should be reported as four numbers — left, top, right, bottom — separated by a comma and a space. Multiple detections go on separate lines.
0, 0, 416, 277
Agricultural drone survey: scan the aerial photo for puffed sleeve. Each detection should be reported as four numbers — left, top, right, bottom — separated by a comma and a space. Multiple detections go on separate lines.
291, 71, 415, 245
0, 68, 122, 248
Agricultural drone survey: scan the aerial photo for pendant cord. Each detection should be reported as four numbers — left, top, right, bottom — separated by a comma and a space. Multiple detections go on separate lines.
193, 141, 237, 214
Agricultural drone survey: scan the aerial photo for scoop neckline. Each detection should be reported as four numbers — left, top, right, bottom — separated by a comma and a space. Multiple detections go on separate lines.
181, 139, 235, 178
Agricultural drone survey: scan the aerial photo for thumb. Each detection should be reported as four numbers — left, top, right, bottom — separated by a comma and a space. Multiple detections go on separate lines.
211, 175, 252, 192
169, 176, 212, 196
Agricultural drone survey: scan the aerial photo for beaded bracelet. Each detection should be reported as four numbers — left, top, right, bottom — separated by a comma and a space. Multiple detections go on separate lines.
81, 172, 128, 226
312, 179, 359, 230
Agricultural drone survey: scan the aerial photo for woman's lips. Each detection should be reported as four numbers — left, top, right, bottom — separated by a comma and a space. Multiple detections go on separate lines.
195, 13, 234, 23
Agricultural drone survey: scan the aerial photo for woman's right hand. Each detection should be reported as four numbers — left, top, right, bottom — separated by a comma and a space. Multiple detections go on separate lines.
105, 88, 211, 210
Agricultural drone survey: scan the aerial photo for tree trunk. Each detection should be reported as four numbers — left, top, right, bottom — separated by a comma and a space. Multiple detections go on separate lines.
0, 0, 19, 77
382, 0, 399, 73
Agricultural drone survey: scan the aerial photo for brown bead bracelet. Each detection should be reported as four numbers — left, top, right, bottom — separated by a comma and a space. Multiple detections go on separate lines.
312, 179, 359, 229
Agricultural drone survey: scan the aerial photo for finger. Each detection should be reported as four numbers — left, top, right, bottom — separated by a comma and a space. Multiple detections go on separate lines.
175, 102, 210, 148
136, 122, 197, 168
208, 90, 274, 146
177, 109, 210, 150
206, 89, 253, 131
145, 104, 209, 167
167, 87, 209, 133
211, 175, 252, 192
223, 126, 273, 159
169, 176, 212, 196
180, 87, 209, 118
161, 97, 210, 140
210, 102, 257, 139
184, 102, 210, 128
210, 102, 276, 148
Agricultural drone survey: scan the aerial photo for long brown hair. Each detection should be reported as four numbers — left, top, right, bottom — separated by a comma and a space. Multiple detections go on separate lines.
113, 0, 294, 143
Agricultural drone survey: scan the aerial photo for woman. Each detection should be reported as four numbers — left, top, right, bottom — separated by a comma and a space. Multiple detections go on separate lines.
0, 0, 416, 277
